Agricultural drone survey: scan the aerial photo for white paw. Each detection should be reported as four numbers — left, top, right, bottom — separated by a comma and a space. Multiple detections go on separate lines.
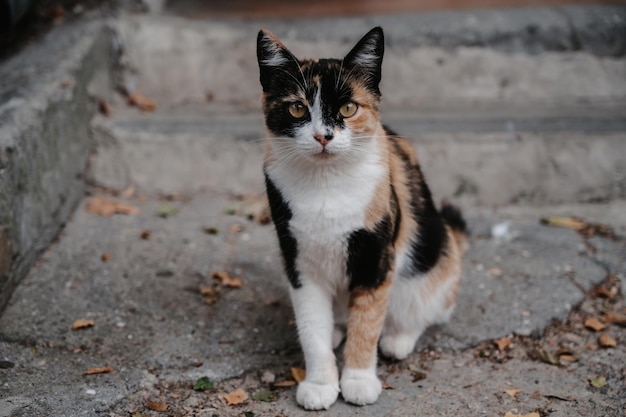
332, 326, 345, 349
340, 369, 382, 406
296, 380, 339, 410
379, 333, 417, 360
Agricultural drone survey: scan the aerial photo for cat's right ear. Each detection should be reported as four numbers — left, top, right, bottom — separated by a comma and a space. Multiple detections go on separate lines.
257, 29, 299, 92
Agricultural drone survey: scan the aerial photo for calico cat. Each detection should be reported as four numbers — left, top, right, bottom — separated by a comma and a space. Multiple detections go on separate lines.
257, 27, 467, 410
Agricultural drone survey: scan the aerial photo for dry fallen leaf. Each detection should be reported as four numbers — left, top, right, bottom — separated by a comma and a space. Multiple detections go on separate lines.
543, 393, 576, 402
598, 333, 617, 348
71, 319, 94, 330
534, 347, 560, 366
128, 91, 157, 111
540, 216, 585, 231
559, 354, 578, 363
584, 317, 606, 332
504, 412, 540, 417
494, 336, 512, 352
589, 375, 607, 388
595, 286, 618, 299
199, 284, 215, 296
252, 389, 276, 402
382, 380, 395, 390
85, 197, 139, 217
504, 389, 522, 399
223, 388, 248, 405
146, 401, 168, 412
556, 347, 579, 363
199, 284, 219, 305
228, 224, 244, 234
212, 271, 243, 288
240, 195, 272, 225
101, 253, 110, 262
603, 312, 626, 325
84, 366, 113, 375
98, 98, 111, 117
202, 226, 220, 235
291, 367, 306, 383
273, 380, 296, 388
121, 185, 136, 199
140, 230, 151, 240
488, 267, 503, 277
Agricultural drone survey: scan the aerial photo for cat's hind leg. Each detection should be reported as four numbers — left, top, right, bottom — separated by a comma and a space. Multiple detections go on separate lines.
380, 264, 460, 360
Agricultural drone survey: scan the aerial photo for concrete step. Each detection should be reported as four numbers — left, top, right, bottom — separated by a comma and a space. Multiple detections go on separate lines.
89, 103, 626, 207
114, 12, 626, 109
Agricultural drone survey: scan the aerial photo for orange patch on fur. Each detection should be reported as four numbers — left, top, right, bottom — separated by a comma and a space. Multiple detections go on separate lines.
425, 226, 464, 310
384, 137, 418, 255
344, 278, 393, 370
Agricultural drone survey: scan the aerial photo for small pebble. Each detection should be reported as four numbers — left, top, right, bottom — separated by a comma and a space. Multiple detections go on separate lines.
261, 370, 276, 384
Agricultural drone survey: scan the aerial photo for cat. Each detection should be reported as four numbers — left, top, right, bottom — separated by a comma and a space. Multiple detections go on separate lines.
257, 26, 467, 410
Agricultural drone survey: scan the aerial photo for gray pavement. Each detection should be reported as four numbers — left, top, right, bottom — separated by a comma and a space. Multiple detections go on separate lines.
1, 5, 626, 417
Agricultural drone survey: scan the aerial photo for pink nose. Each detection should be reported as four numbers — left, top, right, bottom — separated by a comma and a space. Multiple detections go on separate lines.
314, 132, 333, 146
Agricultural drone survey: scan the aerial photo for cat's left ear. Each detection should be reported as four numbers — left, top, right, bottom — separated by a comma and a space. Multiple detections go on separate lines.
343, 27, 384, 94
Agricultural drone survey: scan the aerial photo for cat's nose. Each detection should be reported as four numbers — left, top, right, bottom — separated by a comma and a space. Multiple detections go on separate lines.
314, 132, 334, 145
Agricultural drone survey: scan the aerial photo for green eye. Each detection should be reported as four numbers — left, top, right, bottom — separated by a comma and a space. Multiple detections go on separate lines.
339, 102, 358, 118
288, 102, 307, 118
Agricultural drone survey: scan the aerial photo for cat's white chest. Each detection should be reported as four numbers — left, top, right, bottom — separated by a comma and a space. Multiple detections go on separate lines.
270, 159, 383, 234
267, 156, 385, 288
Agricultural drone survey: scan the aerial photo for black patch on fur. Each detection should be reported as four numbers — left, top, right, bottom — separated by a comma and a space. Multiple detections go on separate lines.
387, 131, 448, 275
390, 184, 401, 244
440, 202, 467, 234
410, 181, 448, 274
265, 174, 301, 289
347, 215, 394, 291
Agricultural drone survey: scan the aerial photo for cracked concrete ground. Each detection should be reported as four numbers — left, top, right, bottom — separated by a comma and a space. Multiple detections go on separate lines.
0, 106, 625, 415
0, 193, 624, 416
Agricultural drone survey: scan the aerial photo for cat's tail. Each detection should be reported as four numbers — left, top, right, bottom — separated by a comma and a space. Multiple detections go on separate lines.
440, 200, 469, 254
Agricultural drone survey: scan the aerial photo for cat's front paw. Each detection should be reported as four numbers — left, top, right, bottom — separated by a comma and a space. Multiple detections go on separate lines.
296, 380, 339, 410
340, 368, 382, 405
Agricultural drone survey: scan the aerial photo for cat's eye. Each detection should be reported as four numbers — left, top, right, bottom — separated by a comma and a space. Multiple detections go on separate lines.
339, 102, 358, 118
288, 102, 308, 119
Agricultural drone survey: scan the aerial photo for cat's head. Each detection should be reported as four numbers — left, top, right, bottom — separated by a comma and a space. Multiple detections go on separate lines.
257, 27, 384, 163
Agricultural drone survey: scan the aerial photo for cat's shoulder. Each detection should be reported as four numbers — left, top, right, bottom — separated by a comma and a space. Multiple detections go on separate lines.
382, 125, 419, 166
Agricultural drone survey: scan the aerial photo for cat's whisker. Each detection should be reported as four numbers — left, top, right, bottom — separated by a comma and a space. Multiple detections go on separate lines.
275, 68, 308, 93
335, 58, 345, 90
289, 55, 308, 91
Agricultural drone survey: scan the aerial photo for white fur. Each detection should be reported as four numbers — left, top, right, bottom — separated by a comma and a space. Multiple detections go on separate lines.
291, 285, 339, 410
260, 37, 289, 67
340, 367, 382, 405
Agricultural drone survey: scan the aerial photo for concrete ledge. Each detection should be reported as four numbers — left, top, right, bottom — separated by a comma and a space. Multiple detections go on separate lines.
0, 16, 112, 314
115, 10, 626, 109
254, 5, 626, 57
